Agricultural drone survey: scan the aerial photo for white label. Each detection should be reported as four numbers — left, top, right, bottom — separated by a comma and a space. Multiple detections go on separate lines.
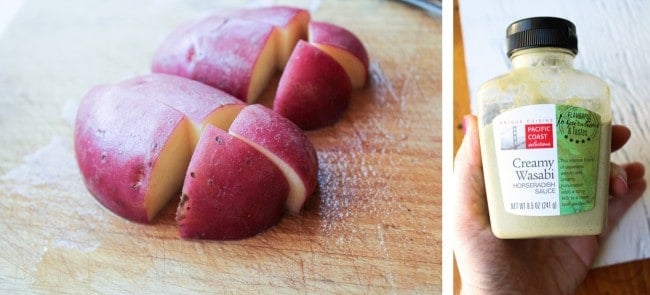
493, 105, 560, 216
493, 104, 602, 216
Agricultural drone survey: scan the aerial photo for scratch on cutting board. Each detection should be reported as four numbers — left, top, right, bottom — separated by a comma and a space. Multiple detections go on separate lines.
0, 221, 46, 284
369, 61, 421, 118
369, 62, 398, 106
397, 65, 419, 113
376, 224, 396, 290
299, 258, 307, 290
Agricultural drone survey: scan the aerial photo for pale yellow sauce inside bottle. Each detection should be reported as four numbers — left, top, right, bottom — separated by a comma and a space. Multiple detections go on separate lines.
477, 48, 611, 238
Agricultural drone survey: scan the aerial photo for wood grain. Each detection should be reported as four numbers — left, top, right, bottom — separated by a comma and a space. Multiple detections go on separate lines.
576, 260, 650, 294
0, 1, 442, 293
452, 0, 470, 158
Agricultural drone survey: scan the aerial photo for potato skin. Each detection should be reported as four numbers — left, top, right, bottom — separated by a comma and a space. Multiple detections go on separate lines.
74, 74, 242, 223
229, 104, 319, 213
178, 125, 289, 240
151, 16, 276, 102
74, 81, 186, 223
273, 40, 352, 130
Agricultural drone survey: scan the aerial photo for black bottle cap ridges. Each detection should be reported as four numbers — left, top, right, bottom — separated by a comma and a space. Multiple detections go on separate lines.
506, 17, 578, 58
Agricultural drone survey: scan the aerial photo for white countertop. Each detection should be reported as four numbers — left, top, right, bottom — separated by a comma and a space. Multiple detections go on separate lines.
0, 0, 23, 37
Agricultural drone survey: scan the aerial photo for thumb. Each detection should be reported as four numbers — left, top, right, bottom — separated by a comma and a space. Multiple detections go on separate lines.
453, 115, 490, 242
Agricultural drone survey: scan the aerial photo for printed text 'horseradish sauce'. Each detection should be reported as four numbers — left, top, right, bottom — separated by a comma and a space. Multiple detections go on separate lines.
477, 17, 611, 238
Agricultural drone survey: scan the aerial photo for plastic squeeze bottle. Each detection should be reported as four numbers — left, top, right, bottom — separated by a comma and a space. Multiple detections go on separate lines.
477, 17, 611, 238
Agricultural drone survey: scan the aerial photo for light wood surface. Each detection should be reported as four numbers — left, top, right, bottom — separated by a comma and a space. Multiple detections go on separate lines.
453, 0, 650, 293
452, 0, 470, 158
0, 1, 442, 293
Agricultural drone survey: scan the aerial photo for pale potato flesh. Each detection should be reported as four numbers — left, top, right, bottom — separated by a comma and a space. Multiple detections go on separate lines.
313, 43, 367, 88
229, 6, 310, 69
189, 104, 246, 148
247, 31, 279, 103
143, 118, 194, 220
231, 134, 307, 213
145, 104, 248, 221
178, 125, 290, 240
276, 12, 310, 68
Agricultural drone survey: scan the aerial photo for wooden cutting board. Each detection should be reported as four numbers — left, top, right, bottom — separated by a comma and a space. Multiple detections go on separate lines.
0, 0, 442, 293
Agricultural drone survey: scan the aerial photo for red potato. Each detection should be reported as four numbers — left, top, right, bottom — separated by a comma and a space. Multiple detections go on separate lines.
273, 40, 352, 130
77, 5, 374, 237
151, 6, 369, 130
148, 18, 203, 78
122, 74, 246, 144
75, 83, 192, 223
74, 74, 245, 223
127, 74, 244, 127
152, 16, 279, 103
75, 74, 320, 239
230, 6, 310, 69
229, 104, 318, 213
309, 21, 369, 89
177, 125, 289, 240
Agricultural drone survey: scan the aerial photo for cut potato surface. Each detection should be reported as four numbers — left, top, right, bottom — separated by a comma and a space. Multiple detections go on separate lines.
151, 6, 368, 130
178, 125, 289, 240
77, 5, 369, 240
273, 40, 353, 130
309, 21, 369, 89
230, 6, 311, 68
75, 74, 318, 239
75, 83, 192, 223
75, 75, 245, 223
152, 16, 279, 103
229, 104, 318, 213
115, 74, 247, 147
314, 43, 368, 89
143, 119, 194, 221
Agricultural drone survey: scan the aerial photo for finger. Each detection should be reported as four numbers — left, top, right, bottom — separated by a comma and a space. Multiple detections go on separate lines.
453, 115, 490, 232
609, 162, 645, 197
610, 125, 631, 152
602, 179, 647, 238
623, 162, 645, 181
602, 164, 648, 238
609, 163, 628, 196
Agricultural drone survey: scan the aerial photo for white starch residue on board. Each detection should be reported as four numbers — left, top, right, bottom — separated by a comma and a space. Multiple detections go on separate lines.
1, 135, 103, 254
60, 99, 79, 126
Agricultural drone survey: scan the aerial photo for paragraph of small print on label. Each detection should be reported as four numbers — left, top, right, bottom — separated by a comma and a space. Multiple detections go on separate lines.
492, 104, 601, 216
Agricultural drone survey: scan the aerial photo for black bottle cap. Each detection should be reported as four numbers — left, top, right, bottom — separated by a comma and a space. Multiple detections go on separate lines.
506, 17, 578, 58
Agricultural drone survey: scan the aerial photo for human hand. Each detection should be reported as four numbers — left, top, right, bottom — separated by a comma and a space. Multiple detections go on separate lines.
452, 114, 647, 294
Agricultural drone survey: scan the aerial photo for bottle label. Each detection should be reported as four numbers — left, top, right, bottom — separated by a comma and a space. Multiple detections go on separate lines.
492, 104, 601, 216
